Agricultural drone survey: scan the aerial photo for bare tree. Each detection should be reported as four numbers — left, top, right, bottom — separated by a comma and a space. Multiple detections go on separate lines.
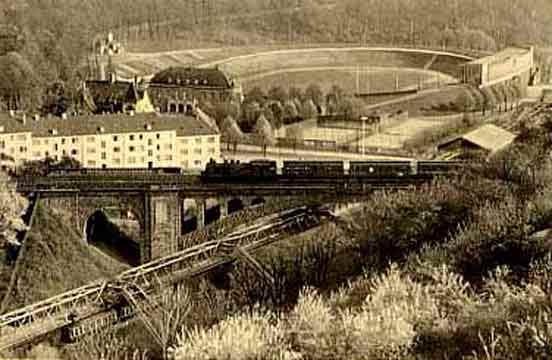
123, 278, 191, 359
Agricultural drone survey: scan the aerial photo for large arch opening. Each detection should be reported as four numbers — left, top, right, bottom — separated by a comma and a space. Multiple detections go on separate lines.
182, 199, 198, 234
84, 209, 141, 266
204, 198, 221, 226
227, 198, 244, 215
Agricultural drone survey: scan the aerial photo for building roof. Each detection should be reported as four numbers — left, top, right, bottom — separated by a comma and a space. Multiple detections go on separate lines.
150, 67, 233, 89
467, 47, 530, 66
85, 80, 138, 104
439, 124, 515, 153
0, 113, 219, 138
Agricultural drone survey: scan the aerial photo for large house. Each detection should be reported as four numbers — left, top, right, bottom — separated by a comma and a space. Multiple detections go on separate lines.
147, 67, 243, 114
83, 77, 155, 114
0, 112, 220, 170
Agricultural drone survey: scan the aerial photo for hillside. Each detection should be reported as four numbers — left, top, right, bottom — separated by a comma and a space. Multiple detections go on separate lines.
1, 202, 127, 312
171, 122, 552, 359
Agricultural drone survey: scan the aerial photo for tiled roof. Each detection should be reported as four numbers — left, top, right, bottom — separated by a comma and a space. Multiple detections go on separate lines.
0, 113, 219, 138
439, 124, 515, 153
150, 67, 232, 89
85, 80, 138, 103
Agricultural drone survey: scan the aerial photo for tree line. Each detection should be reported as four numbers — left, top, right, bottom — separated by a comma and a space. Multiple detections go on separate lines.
0, 0, 551, 114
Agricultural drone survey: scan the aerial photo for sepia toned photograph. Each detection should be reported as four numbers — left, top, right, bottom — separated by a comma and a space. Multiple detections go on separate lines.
0, 0, 551, 358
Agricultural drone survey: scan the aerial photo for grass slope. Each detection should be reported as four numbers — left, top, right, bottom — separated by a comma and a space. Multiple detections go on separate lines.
3, 203, 126, 311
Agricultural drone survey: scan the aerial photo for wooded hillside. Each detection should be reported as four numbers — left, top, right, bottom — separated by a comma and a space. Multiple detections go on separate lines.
1, 0, 552, 113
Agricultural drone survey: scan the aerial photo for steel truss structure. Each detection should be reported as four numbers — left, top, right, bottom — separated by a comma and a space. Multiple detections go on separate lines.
0, 206, 329, 351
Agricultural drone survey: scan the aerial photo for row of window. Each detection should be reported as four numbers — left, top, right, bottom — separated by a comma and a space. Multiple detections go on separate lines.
31, 146, 216, 159
32, 135, 215, 146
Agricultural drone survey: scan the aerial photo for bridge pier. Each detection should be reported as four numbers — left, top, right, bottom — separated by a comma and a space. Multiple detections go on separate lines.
220, 198, 228, 218
143, 191, 181, 263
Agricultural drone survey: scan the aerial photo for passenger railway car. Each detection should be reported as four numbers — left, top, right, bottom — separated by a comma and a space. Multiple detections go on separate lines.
350, 161, 412, 177
200, 159, 464, 182
282, 161, 344, 178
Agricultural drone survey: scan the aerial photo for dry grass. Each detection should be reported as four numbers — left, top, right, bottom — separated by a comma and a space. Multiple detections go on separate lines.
3, 202, 126, 310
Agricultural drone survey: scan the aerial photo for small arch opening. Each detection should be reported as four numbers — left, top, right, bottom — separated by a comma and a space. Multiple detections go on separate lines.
182, 199, 198, 234
227, 198, 244, 215
251, 197, 266, 207
204, 198, 221, 226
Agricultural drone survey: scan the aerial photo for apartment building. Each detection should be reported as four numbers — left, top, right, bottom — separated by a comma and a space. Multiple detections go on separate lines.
0, 112, 220, 170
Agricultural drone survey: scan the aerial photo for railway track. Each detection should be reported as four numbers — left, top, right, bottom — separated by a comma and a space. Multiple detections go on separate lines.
0, 205, 331, 351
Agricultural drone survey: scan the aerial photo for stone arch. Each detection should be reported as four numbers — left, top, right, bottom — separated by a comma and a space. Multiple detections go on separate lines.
227, 198, 244, 215
83, 208, 141, 266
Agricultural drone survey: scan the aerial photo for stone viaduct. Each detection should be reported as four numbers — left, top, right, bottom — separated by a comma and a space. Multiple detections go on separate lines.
39, 188, 278, 264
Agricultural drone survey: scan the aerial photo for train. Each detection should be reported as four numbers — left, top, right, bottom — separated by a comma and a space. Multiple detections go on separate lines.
201, 159, 463, 182
47, 166, 183, 177
16, 159, 462, 184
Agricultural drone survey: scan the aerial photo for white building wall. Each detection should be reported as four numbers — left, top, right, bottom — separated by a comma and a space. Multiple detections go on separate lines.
0, 131, 32, 165
1, 128, 221, 170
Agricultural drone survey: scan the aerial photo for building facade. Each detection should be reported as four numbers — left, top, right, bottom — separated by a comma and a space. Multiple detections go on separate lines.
0, 112, 220, 170
148, 67, 243, 114
462, 47, 534, 91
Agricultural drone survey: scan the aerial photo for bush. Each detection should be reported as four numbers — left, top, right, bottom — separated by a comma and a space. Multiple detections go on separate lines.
354, 177, 499, 272
447, 198, 548, 284
173, 311, 297, 360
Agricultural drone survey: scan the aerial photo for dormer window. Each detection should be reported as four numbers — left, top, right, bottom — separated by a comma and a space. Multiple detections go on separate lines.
194, 79, 199, 85
203, 79, 208, 85
145, 124, 152, 131
98, 126, 105, 133
0, 126, 4, 132
50, 129, 58, 135
186, 79, 190, 84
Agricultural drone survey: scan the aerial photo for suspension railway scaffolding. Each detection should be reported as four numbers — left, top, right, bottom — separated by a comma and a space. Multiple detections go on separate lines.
0, 205, 333, 352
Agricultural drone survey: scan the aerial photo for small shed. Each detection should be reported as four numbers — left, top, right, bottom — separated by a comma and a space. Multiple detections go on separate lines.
438, 124, 516, 158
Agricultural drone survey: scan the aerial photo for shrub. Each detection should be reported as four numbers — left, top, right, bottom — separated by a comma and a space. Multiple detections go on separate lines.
447, 198, 548, 283
173, 311, 297, 360
354, 177, 497, 272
